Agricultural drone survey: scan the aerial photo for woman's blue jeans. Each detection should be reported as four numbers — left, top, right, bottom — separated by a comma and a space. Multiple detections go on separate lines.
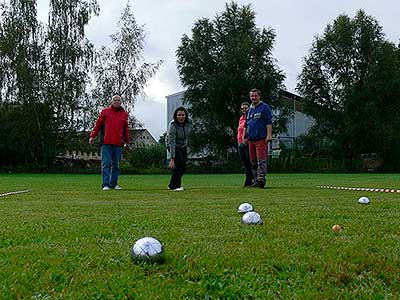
101, 145, 122, 188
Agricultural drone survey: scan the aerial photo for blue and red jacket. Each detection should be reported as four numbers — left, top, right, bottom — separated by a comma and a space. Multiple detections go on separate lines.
90, 106, 130, 146
245, 101, 273, 141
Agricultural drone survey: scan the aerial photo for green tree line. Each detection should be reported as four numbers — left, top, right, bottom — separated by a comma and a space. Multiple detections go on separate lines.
0, 0, 160, 168
178, 3, 400, 171
1, 1, 400, 171
297, 10, 400, 171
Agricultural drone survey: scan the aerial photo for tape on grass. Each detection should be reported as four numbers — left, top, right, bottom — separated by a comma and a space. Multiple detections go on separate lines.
319, 186, 400, 193
0, 189, 31, 198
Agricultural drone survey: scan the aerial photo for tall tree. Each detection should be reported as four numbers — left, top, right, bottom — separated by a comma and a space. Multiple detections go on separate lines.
90, 3, 162, 128
0, 0, 57, 166
46, 0, 99, 131
0, 0, 44, 104
297, 10, 400, 169
176, 1, 288, 156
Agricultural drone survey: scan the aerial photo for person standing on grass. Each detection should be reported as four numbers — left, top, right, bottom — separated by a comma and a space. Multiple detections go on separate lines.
237, 102, 254, 187
166, 106, 192, 191
89, 95, 130, 191
243, 88, 273, 188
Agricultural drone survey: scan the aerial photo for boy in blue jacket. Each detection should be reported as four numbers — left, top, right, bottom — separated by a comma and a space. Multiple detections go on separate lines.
243, 88, 273, 188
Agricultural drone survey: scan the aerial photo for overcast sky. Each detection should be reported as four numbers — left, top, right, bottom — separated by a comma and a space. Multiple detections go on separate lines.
36, 0, 400, 139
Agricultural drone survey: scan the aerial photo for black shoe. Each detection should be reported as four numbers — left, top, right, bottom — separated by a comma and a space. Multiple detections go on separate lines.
243, 180, 254, 187
251, 181, 265, 188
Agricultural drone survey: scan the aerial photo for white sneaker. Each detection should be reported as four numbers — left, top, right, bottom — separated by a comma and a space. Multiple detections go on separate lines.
114, 185, 123, 190
102, 186, 110, 191
173, 187, 184, 191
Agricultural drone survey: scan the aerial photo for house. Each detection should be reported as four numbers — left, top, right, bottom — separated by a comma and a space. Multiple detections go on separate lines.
129, 128, 158, 148
165, 90, 314, 150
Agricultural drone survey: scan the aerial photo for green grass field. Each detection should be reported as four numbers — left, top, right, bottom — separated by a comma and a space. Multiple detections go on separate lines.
1, 173, 400, 299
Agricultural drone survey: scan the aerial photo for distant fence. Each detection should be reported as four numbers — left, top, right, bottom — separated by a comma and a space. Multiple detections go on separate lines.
57, 150, 101, 161
268, 156, 364, 173
360, 153, 383, 172
0, 151, 388, 174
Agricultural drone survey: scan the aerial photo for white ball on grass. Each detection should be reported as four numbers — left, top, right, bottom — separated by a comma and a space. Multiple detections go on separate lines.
238, 202, 253, 214
131, 237, 165, 264
358, 196, 370, 204
242, 211, 263, 225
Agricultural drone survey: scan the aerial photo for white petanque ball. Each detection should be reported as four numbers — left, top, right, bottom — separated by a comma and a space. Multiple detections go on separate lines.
358, 196, 370, 204
131, 237, 165, 264
242, 211, 263, 225
238, 202, 254, 214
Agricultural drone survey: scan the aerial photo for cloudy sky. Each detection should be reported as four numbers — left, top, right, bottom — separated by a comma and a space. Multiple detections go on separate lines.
36, 0, 400, 139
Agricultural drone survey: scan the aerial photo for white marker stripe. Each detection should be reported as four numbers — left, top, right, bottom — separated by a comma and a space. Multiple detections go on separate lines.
318, 186, 400, 193
0, 190, 31, 198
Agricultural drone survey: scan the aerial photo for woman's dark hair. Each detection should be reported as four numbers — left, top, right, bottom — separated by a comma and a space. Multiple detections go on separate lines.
240, 102, 250, 115
173, 106, 189, 124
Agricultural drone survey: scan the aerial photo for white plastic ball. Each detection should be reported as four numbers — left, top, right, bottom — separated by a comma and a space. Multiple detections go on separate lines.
131, 237, 165, 264
238, 202, 254, 214
358, 196, 370, 204
242, 211, 263, 225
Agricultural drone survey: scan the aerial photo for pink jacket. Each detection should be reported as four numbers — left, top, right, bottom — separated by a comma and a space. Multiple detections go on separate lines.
237, 114, 246, 144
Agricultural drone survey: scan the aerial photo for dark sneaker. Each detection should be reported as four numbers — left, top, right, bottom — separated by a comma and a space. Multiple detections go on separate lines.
251, 181, 265, 188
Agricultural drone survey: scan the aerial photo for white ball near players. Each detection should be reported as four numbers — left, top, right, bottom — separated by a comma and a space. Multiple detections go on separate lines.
242, 211, 263, 225
238, 202, 253, 214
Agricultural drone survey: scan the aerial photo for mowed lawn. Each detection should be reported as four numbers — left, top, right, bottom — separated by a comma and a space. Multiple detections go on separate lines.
1, 173, 400, 299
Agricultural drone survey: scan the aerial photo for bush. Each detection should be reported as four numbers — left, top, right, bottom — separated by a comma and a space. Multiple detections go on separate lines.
269, 156, 364, 173
123, 144, 167, 173
0, 103, 58, 168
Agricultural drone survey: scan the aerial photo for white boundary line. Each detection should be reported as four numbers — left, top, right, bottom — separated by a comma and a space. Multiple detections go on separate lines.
319, 186, 400, 193
0, 189, 31, 198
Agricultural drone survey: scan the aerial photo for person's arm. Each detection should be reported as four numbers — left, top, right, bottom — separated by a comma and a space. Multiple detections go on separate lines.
123, 112, 130, 148
242, 112, 249, 144
242, 128, 247, 144
264, 105, 273, 144
266, 124, 272, 144
89, 109, 106, 144
166, 123, 177, 168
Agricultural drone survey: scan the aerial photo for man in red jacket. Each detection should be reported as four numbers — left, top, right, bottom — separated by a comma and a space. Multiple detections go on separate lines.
89, 95, 130, 190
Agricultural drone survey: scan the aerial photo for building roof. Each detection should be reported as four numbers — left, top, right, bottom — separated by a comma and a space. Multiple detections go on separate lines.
165, 91, 186, 98
129, 128, 157, 144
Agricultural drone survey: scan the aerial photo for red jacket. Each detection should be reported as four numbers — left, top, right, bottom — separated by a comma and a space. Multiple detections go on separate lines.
90, 106, 130, 146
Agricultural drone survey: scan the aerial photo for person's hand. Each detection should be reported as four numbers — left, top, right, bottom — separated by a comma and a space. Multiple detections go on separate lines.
265, 135, 272, 144
123, 143, 130, 150
89, 137, 94, 144
243, 138, 248, 144
169, 158, 175, 169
